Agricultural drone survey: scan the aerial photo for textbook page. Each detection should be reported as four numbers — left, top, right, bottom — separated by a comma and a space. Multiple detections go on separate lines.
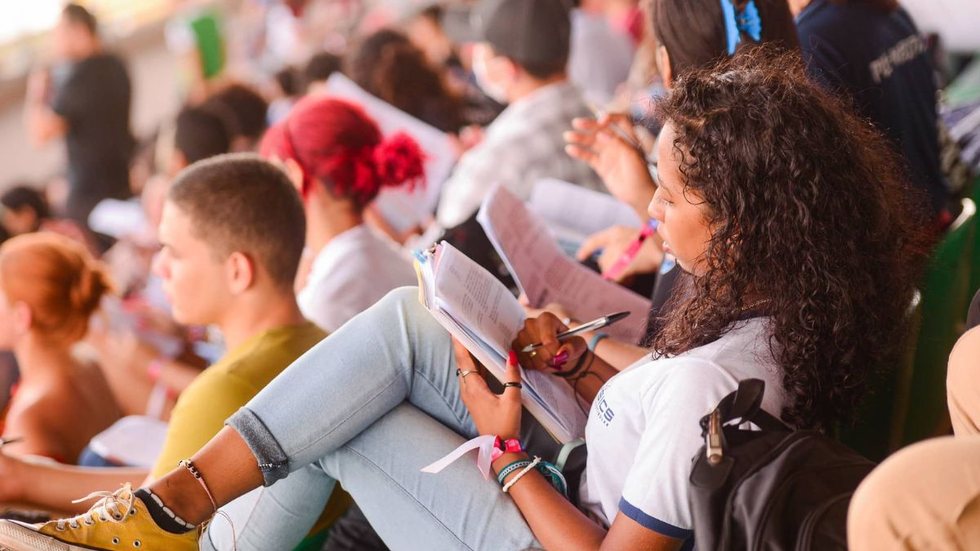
323, 73, 458, 232
529, 178, 642, 248
415, 243, 587, 443
478, 185, 652, 344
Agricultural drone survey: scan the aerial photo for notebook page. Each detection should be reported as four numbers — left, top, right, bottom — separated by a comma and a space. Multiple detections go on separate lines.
477, 185, 652, 344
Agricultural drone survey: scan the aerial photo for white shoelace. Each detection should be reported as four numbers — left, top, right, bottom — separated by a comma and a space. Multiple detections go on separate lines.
53, 483, 237, 551
55, 484, 136, 531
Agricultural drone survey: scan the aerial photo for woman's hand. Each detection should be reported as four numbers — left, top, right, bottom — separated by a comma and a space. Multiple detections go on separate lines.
453, 340, 522, 440
564, 114, 657, 217
577, 225, 664, 283
513, 313, 587, 374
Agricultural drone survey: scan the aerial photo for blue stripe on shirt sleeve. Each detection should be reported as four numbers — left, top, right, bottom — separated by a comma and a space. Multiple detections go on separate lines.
619, 498, 694, 542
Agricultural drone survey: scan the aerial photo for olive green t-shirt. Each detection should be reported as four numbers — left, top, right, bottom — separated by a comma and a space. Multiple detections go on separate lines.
151, 322, 325, 478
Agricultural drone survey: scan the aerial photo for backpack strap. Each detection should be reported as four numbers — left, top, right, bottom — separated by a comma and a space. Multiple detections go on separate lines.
700, 379, 788, 435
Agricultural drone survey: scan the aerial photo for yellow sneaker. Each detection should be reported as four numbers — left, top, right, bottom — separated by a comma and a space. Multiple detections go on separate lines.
0, 484, 200, 551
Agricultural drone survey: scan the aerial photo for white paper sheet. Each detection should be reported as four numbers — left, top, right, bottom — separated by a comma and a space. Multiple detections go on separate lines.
322, 73, 458, 232
478, 185, 652, 344
529, 178, 642, 248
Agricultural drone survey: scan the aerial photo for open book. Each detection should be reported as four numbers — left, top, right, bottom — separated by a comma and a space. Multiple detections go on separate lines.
415, 242, 587, 443
322, 73, 458, 233
478, 184, 652, 344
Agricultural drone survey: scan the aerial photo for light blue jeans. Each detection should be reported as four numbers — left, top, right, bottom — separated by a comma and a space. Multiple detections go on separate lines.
201, 287, 563, 551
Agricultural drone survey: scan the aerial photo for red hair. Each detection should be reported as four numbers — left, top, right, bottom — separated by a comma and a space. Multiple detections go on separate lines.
0, 233, 112, 342
259, 97, 426, 208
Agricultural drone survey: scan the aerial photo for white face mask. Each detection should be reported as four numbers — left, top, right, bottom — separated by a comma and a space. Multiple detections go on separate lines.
472, 44, 509, 104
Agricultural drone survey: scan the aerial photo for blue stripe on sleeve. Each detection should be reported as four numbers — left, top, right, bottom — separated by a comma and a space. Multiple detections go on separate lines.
619, 498, 694, 543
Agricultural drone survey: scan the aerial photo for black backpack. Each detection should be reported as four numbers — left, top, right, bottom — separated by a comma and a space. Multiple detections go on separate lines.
688, 379, 876, 550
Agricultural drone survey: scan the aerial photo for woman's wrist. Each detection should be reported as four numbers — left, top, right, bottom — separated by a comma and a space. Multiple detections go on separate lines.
492, 451, 530, 475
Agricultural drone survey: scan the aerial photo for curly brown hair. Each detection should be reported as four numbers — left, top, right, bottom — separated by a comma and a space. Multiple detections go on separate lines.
651, 47, 930, 432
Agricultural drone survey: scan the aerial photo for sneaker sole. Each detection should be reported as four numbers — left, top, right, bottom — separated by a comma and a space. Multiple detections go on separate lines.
0, 521, 103, 551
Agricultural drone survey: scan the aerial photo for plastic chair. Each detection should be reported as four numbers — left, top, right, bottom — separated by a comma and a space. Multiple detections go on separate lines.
900, 198, 977, 445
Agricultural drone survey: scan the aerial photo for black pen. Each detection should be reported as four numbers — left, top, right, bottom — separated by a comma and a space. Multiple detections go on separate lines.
521, 311, 630, 353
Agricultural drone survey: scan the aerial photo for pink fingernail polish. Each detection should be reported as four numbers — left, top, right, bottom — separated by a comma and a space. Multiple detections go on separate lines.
508, 350, 517, 365
554, 351, 569, 364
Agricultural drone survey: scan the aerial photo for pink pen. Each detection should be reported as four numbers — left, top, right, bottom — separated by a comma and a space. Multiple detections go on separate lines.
601, 220, 659, 281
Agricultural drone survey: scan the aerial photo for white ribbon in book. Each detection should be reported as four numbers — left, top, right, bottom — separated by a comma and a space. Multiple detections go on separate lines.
421, 434, 498, 480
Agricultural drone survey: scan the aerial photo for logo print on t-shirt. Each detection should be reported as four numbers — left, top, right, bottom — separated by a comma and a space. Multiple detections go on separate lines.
594, 387, 615, 427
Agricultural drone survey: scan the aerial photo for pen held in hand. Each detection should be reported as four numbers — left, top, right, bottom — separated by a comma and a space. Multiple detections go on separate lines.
584, 102, 657, 169
521, 311, 631, 353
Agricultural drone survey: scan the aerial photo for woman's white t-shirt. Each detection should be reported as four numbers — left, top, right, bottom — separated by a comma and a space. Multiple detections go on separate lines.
579, 317, 786, 542
298, 225, 417, 333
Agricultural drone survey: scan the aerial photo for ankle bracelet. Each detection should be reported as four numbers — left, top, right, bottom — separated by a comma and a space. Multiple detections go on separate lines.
178, 459, 218, 514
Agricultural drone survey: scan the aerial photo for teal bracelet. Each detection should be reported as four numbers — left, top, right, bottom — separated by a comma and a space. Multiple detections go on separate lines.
536, 460, 568, 496
588, 332, 609, 352
497, 460, 532, 486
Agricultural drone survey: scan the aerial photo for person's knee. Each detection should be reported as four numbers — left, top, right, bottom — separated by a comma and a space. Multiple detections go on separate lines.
947, 328, 980, 434
849, 437, 961, 547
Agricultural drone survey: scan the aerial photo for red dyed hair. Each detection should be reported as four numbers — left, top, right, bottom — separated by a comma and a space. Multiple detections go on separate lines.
0, 232, 112, 342
259, 97, 426, 209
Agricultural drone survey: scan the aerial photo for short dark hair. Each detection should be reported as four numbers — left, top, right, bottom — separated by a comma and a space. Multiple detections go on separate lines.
63, 3, 98, 36
1, 185, 50, 222
168, 153, 306, 290
174, 106, 232, 165
303, 52, 341, 89
205, 84, 269, 141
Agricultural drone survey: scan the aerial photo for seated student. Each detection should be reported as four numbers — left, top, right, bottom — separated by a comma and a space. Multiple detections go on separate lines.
789, 0, 950, 224
259, 97, 423, 333
93, 103, 234, 419
0, 233, 119, 462
203, 83, 269, 152
0, 50, 927, 551
435, 0, 604, 231
563, 0, 800, 366
848, 289, 980, 549
0, 155, 350, 530
0, 185, 92, 250
567, 0, 798, 221
346, 29, 464, 133
303, 51, 342, 95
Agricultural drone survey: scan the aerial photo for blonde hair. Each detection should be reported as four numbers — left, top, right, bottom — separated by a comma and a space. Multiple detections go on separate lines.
0, 233, 112, 342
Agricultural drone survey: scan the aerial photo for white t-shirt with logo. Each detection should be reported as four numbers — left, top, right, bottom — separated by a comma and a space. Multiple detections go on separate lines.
579, 317, 786, 542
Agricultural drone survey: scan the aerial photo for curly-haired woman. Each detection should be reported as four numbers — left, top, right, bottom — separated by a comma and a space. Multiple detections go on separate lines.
0, 49, 926, 551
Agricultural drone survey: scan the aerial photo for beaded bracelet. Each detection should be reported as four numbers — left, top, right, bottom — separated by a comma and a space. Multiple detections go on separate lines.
496, 459, 532, 486
502, 456, 541, 493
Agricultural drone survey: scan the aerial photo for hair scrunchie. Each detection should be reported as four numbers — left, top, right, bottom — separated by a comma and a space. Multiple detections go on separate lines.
720, 0, 762, 56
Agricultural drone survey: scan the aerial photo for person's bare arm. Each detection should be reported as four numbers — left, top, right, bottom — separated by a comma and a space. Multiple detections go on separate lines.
455, 342, 681, 551
0, 451, 148, 515
23, 70, 67, 147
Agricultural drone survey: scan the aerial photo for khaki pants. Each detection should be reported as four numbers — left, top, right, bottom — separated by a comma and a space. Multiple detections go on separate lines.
848, 329, 980, 550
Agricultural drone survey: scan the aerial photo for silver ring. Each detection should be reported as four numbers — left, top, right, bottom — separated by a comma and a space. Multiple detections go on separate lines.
458, 370, 476, 379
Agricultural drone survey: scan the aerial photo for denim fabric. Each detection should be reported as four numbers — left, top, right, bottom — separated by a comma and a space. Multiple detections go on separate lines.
202, 288, 552, 551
